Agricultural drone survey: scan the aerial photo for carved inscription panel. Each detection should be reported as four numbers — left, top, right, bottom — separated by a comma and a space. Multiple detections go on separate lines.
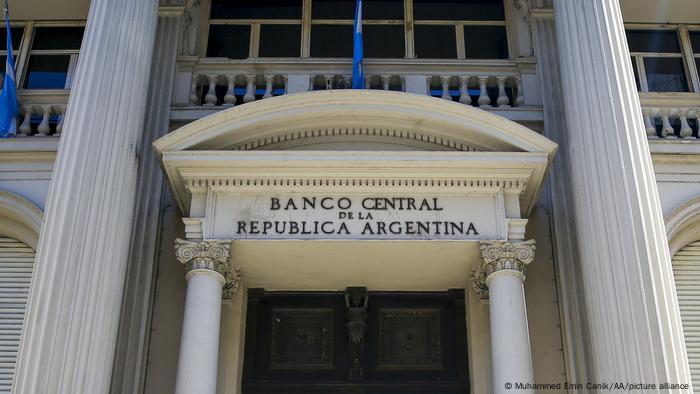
208, 193, 505, 240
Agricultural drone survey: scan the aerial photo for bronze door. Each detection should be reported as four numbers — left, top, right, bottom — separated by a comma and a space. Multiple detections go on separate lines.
242, 289, 469, 393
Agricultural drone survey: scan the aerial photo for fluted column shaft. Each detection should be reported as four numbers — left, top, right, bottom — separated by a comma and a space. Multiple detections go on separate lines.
109, 7, 184, 394
174, 240, 240, 394
529, 11, 591, 384
554, 0, 691, 387
474, 240, 536, 394
12, 0, 159, 393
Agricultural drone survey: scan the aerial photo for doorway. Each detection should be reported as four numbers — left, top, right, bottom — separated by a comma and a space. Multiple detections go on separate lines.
241, 288, 469, 393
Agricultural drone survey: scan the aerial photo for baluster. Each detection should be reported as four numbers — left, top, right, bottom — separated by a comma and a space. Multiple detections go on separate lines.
343, 75, 352, 89
283, 75, 289, 95
440, 76, 451, 100
515, 77, 525, 107
19, 105, 33, 136
243, 75, 256, 103
459, 76, 472, 105
679, 109, 693, 138
496, 77, 510, 107
263, 75, 274, 98
660, 109, 674, 138
324, 75, 334, 90
55, 105, 66, 136
309, 75, 316, 91
381, 75, 391, 91
426, 76, 432, 96
189, 74, 200, 105
400, 76, 406, 92
478, 76, 491, 108
364, 75, 372, 90
642, 108, 656, 137
204, 75, 218, 106
223, 75, 236, 106
37, 105, 52, 136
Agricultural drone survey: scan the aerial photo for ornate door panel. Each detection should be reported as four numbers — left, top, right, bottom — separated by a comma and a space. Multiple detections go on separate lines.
242, 289, 469, 393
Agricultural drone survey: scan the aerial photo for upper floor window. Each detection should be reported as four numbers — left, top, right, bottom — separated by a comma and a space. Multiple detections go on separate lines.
626, 28, 700, 93
691, 30, 700, 82
413, 0, 507, 59
311, 0, 405, 58
208, 0, 303, 58
0, 26, 23, 80
206, 0, 509, 60
24, 26, 84, 89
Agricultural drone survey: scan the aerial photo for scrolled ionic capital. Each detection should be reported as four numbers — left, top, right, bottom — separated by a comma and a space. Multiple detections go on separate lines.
175, 239, 239, 295
472, 240, 536, 296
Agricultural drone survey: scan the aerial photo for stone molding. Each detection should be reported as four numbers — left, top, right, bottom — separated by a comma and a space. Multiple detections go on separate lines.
174, 239, 240, 298
0, 190, 44, 249
665, 195, 700, 256
473, 240, 536, 296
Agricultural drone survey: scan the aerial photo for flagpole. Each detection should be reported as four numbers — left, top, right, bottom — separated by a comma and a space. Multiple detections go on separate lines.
352, 0, 364, 89
0, 0, 18, 138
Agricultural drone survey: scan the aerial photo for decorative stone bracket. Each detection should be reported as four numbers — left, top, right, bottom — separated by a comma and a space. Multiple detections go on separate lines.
472, 240, 536, 298
174, 238, 241, 299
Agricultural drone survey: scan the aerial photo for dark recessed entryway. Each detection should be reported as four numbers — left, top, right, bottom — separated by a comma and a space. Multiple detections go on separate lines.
242, 288, 469, 394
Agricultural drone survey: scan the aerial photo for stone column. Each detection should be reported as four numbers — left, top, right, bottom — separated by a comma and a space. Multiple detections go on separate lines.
12, 0, 159, 393
528, 5, 591, 383
109, 5, 186, 394
473, 240, 536, 394
174, 239, 241, 394
554, 0, 692, 387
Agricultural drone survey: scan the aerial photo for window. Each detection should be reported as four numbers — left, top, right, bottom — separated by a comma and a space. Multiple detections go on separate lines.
626, 29, 689, 92
691, 31, 700, 83
310, 0, 405, 58
206, 0, 509, 60
0, 26, 23, 80
24, 26, 84, 89
413, 0, 507, 60
208, 0, 303, 59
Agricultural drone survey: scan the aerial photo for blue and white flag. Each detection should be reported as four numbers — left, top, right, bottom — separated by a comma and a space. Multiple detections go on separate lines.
352, 0, 364, 89
0, 3, 17, 138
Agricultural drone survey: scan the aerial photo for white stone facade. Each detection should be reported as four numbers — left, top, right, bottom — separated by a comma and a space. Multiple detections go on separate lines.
1, 0, 700, 393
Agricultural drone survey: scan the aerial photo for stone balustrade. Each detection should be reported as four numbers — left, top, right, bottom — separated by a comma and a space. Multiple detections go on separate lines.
17, 104, 67, 137
187, 74, 288, 107
184, 72, 524, 109
9, 91, 70, 138
426, 75, 524, 108
642, 107, 700, 139
168, 58, 543, 122
310, 74, 405, 91
640, 94, 700, 139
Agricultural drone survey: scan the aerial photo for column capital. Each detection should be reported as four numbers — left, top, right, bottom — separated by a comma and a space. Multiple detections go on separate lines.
472, 240, 536, 296
175, 239, 240, 297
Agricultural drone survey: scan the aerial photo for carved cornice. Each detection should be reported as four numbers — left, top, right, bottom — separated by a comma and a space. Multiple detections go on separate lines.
472, 240, 536, 297
174, 239, 241, 297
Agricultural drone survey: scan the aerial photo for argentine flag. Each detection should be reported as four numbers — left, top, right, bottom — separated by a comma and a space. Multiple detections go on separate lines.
0, 5, 17, 138
352, 0, 364, 89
